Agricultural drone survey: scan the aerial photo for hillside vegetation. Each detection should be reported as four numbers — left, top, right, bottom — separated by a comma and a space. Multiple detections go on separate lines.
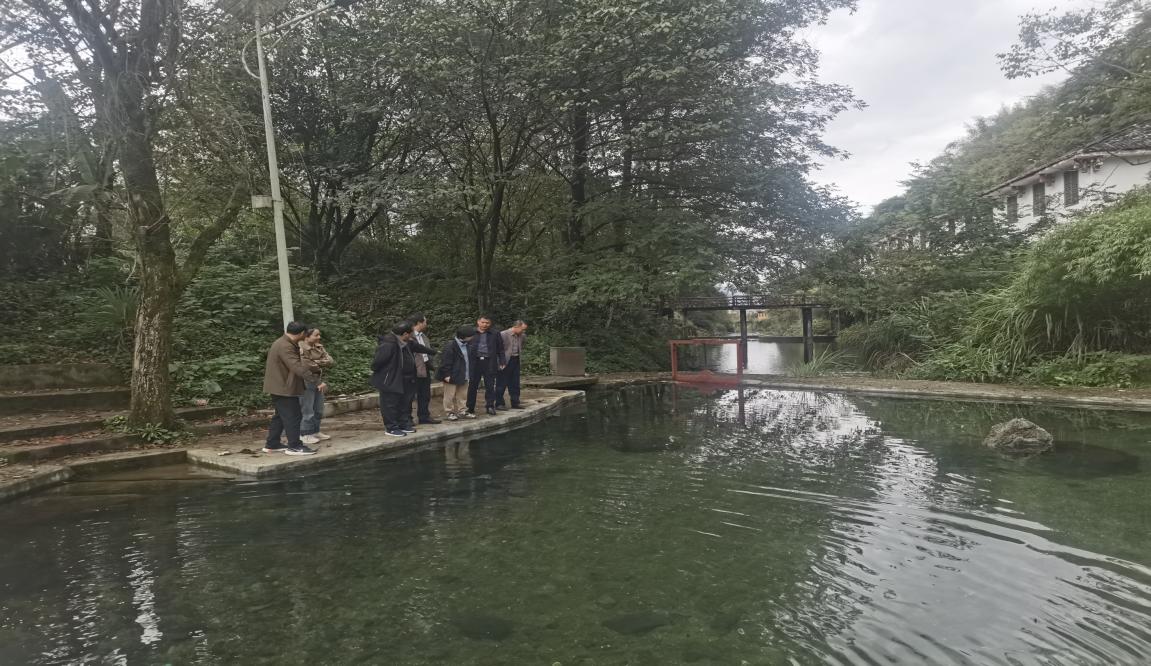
808, 1, 1151, 387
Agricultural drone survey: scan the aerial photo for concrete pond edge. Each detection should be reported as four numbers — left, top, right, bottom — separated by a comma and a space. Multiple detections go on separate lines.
0, 390, 585, 504
739, 377, 1151, 412
187, 389, 585, 478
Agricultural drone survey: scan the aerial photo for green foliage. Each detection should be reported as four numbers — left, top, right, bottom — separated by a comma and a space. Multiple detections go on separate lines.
171, 259, 376, 407
79, 285, 138, 352
837, 292, 982, 371
836, 193, 1151, 387
785, 348, 850, 378
1022, 353, 1151, 388
102, 415, 190, 446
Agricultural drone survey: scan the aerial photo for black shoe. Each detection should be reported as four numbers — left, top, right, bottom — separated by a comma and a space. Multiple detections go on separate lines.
495, 405, 510, 411
511, 404, 527, 410
419, 418, 442, 425
284, 445, 318, 456
486, 406, 498, 416
401, 426, 417, 433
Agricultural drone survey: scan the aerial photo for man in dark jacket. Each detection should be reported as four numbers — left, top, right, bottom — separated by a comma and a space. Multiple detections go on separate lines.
371, 321, 434, 437
263, 321, 325, 455
466, 315, 506, 416
409, 313, 440, 425
436, 325, 475, 421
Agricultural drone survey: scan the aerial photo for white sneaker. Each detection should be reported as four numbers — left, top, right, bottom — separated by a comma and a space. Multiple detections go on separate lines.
447, 412, 459, 421
315, 432, 332, 441
301, 434, 321, 445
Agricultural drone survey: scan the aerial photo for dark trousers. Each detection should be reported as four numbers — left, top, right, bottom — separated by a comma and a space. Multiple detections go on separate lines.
379, 381, 417, 430
415, 376, 433, 422
466, 357, 498, 410
267, 394, 303, 447
496, 356, 522, 407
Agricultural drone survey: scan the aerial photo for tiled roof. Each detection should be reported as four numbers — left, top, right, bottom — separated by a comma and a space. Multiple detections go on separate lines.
1084, 122, 1151, 153
984, 121, 1151, 195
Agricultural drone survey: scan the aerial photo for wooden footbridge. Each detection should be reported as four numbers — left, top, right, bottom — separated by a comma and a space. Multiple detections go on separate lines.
661, 294, 832, 365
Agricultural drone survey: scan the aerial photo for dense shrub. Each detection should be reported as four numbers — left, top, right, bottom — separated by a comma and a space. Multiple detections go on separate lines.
171, 260, 376, 408
837, 292, 981, 371
1021, 353, 1151, 388
835, 192, 1151, 387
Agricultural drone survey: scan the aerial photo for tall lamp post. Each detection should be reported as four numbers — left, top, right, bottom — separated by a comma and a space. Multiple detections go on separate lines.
242, 0, 356, 328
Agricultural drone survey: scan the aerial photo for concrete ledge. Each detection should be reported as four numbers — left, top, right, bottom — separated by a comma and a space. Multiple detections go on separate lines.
0, 387, 130, 415
319, 386, 442, 418
0, 363, 122, 391
188, 389, 584, 478
0, 434, 143, 463
69, 450, 189, 477
742, 376, 1151, 412
0, 466, 73, 503
524, 375, 599, 390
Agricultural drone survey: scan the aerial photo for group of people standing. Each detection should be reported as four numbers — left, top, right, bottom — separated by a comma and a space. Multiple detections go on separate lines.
369, 314, 528, 438
261, 315, 528, 454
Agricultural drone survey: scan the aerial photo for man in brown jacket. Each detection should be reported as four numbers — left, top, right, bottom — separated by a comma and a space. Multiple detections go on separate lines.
263, 321, 326, 455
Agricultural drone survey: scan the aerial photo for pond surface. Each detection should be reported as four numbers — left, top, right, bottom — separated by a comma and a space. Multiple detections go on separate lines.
3, 386, 1151, 665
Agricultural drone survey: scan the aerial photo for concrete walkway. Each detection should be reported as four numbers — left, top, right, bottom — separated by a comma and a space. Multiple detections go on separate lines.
188, 388, 581, 477
0, 388, 582, 502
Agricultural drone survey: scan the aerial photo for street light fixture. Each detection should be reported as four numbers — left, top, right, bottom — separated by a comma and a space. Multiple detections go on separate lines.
241, 0, 357, 328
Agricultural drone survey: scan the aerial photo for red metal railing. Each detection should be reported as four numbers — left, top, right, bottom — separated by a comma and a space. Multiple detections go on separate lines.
669, 338, 745, 385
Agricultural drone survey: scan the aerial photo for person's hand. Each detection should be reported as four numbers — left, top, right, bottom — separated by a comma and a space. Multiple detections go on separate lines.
318, 382, 328, 393
499, 365, 506, 371
444, 376, 451, 383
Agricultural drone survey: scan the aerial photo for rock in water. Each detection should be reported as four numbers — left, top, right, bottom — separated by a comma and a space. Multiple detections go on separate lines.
450, 613, 514, 641
602, 612, 670, 635
984, 418, 1053, 454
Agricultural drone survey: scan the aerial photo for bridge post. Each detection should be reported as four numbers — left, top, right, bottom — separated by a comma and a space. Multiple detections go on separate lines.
738, 308, 748, 370
801, 307, 814, 364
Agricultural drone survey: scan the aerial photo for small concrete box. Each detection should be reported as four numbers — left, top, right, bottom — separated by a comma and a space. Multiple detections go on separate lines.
549, 347, 586, 376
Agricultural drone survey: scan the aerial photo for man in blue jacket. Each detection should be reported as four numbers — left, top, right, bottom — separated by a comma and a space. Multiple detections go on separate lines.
466, 315, 505, 416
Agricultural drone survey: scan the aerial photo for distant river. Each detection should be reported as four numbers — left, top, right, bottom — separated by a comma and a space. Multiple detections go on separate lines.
696, 339, 834, 375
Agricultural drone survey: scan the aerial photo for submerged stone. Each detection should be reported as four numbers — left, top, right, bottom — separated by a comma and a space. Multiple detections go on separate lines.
450, 613, 514, 641
602, 612, 670, 635
984, 418, 1053, 454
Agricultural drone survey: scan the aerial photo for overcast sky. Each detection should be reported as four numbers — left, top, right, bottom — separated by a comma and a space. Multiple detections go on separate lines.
806, 0, 1088, 213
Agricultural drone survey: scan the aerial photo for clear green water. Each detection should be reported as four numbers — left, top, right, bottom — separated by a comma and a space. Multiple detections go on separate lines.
3, 385, 1151, 665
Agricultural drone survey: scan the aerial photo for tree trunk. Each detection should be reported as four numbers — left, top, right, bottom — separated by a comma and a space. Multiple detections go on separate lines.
115, 74, 178, 427
130, 248, 177, 426
616, 100, 633, 249
567, 95, 590, 248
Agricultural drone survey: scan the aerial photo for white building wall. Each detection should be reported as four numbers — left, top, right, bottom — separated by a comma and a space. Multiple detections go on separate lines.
994, 155, 1151, 232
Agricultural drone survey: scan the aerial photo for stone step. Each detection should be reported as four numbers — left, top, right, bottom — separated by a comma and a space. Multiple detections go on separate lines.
69, 450, 191, 478
0, 451, 200, 504
0, 363, 123, 391
0, 433, 144, 464
0, 405, 229, 444
0, 387, 130, 415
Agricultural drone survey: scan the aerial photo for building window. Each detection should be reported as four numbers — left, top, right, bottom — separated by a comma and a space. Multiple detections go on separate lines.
1033, 182, 1046, 217
1006, 194, 1018, 225
1064, 169, 1080, 206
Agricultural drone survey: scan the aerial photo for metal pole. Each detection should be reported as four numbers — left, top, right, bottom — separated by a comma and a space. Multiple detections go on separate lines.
255, 12, 295, 328
738, 308, 748, 370
802, 307, 814, 364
